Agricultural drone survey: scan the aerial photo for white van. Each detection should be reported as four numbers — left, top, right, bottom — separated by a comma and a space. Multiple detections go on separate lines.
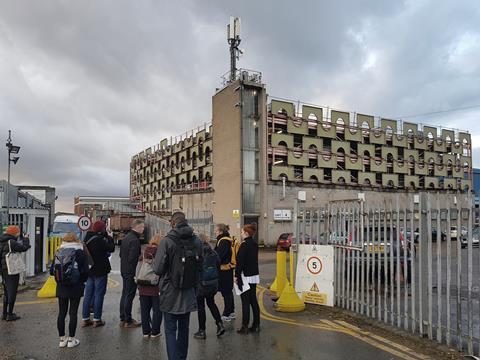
51, 215, 81, 238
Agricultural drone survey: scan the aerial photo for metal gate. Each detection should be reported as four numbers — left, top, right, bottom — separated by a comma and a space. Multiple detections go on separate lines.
297, 193, 480, 356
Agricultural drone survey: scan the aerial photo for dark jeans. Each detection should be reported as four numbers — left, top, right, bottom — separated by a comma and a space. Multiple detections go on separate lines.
140, 295, 162, 335
219, 269, 234, 316
240, 284, 260, 328
82, 275, 108, 321
197, 293, 221, 331
58, 297, 81, 337
1, 271, 20, 317
119, 274, 137, 323
163, 312, 190, 360
221, 291, 234, 316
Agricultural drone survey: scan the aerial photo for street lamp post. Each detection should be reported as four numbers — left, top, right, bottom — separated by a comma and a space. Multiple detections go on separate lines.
6, 130, 21, 219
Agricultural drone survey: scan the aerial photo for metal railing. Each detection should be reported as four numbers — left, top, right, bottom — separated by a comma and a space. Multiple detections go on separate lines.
144, 209, 215, 243
297, 193, 480, 356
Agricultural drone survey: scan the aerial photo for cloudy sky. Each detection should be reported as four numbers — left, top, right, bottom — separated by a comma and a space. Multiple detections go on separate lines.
0, 0, 479, 212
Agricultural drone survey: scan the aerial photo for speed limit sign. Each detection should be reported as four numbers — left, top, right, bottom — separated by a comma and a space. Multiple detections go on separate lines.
307, 256, 323, 275
78, 215, 92, 232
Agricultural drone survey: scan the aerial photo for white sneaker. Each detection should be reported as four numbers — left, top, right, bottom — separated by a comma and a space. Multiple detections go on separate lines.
229, 313, 236, 319
67, 338, 80, 348
59, 337, 68, 348
221, 315, 232, 322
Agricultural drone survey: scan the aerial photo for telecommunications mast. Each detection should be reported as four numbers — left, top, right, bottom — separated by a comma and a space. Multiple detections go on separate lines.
227, 17, 242, 82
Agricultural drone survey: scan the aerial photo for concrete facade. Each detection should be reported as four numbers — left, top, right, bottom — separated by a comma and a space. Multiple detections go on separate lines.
130, 71, 473, 245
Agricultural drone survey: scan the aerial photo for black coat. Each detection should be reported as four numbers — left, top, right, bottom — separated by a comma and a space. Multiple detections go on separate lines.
50, 244, 89, 298
0, 234, 30, 272
84, 231, 115, 277
153, 222, 202, 314
235, 237, 259, 279
214, 233, 232, 266
120, 230, 141, 276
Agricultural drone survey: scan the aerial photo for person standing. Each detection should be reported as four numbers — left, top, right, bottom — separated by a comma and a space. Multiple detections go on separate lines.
214, 224, 235, 321
138, 233, 162, 338
81, 220, 115, 328
119, 219, 144, 328
235, 223, 260, 334
193, 234, 225, 340
153, 212, 202, 360
0, 225, 30, 322
51, 232, 89, 348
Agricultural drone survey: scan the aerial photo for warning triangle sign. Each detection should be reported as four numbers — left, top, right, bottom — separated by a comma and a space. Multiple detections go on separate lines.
310, 282, 319, 292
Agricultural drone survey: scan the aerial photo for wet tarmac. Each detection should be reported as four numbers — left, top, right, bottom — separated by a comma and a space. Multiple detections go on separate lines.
0, 249, 436, 359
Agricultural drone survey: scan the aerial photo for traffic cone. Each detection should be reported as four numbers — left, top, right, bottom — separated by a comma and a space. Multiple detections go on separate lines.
274, 279, 305, 313
37, 276, 57, 298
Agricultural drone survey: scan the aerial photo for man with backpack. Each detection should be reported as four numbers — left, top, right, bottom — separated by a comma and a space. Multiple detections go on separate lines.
193, 234, 225, 340
214, 224, 239, 321
81, 220, 115, 328
153, 211, 202, 360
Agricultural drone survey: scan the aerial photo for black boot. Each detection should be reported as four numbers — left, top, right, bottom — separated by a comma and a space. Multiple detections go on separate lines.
248, 325, 260, 333
194, 330, 206, 340
236, 326, 249, 334
216, 321, 225, 337
6, 313, 21, 321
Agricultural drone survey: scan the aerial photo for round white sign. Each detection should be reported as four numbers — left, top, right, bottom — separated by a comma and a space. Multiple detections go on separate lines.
78, 215, 92, 231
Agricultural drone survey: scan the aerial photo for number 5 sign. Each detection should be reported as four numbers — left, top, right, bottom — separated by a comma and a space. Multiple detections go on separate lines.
307, 256, 323, 275
78, 215, 92, 232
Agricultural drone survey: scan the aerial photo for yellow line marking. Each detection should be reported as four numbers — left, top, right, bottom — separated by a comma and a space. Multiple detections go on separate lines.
257, 287, 428, 360
333, 320, 430, 360
16, 299, 57, 306
107, 277, 119, 289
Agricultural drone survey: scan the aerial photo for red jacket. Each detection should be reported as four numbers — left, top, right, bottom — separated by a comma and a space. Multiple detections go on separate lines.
138, 245, 159, 297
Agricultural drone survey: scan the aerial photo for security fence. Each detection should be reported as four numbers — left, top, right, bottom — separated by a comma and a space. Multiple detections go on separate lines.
144, 209, 215, 242
297, 193, 480, 356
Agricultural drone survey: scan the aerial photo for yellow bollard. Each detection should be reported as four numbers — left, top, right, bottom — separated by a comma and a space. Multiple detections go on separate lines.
269, 277, 278, 293
274, 279, 305, 312
274, 247, 305, 313
37, 276, 57, 298
273, 251, 288, 297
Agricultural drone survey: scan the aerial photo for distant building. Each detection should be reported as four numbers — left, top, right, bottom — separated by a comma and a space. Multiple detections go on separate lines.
74, 195, 132, 218
130, 70, 473, 245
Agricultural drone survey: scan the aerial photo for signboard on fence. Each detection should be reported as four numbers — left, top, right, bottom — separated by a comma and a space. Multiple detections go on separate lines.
295, 244, 334, 307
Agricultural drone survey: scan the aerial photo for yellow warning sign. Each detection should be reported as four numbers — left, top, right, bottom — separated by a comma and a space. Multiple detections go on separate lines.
303, 291, 327, 305
232, 210, 240, 219
310, 282, 319, 292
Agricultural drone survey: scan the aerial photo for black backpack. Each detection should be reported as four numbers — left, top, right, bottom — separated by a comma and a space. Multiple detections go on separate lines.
53, 248, 81, 286
201, 246, 219, 286
170, 235, 199, 289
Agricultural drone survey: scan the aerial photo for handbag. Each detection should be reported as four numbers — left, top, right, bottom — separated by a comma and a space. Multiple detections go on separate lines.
5, 240, 26, 275
135, 250, 159, 286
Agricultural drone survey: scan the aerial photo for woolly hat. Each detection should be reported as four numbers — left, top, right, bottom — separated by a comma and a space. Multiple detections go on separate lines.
243, 223, 257, 237
92, 220, 106, 233
4, 225, 20, 237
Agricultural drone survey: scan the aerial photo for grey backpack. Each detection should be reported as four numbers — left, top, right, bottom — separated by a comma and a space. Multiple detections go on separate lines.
135, 250, 159, 286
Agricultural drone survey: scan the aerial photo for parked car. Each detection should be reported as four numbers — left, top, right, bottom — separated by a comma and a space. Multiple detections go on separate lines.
276, 233, 293, 251
450, 226, 466, 240
431, 228, 447, 242
461, 227, 480, 248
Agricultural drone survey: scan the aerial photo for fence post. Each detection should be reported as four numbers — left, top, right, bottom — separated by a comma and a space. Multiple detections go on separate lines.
419, 192, 429, 336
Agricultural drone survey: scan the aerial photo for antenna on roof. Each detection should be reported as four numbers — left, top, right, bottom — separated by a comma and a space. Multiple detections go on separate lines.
227, 17, 242, 82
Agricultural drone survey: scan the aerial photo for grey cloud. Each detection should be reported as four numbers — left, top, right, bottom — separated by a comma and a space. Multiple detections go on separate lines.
0, 0, 479, 211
